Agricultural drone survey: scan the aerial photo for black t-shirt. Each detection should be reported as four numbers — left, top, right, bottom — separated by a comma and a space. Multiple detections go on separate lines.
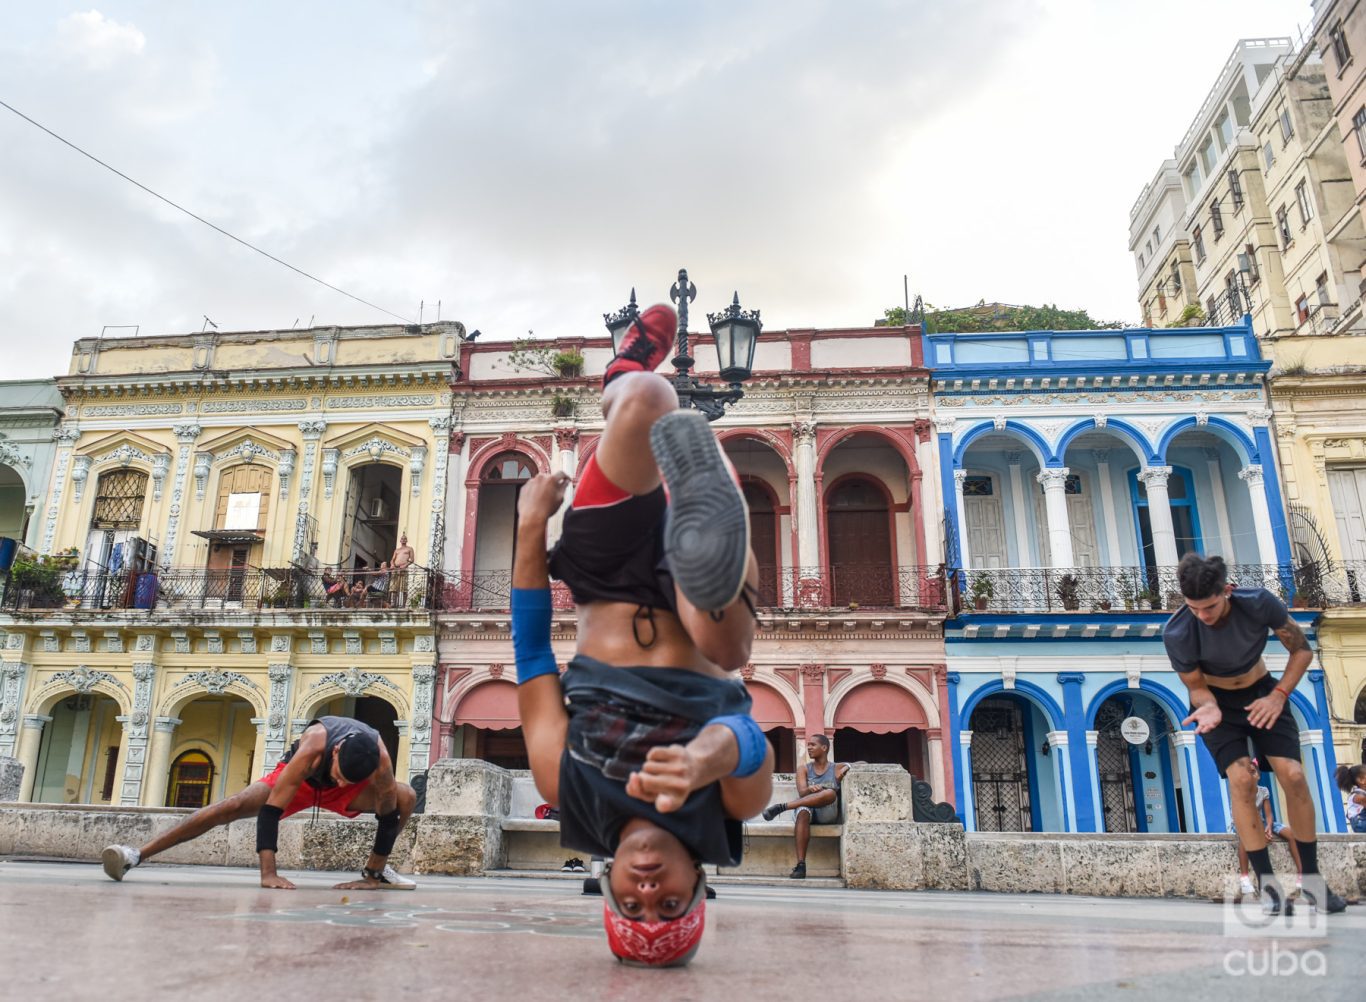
556, 658, 750, 866
1162, 588, 1289, 678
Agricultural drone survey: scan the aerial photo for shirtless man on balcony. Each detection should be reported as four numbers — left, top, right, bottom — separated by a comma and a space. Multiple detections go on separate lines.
512, 303, 773, 967
1165, 553, 1344, 915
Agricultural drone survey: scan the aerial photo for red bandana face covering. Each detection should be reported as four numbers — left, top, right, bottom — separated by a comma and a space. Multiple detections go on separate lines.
600, 866, 707, 967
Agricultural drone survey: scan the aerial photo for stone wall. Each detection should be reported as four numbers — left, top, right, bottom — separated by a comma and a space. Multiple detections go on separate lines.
3, 759, 1364, 899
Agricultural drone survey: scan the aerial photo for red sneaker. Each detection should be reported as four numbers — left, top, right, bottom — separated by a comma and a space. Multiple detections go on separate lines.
603, 303, 677, 387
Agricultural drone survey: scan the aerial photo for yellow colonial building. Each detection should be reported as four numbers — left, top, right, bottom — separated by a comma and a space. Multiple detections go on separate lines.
0, 322, 463, 807
1271, 368, 1366, 768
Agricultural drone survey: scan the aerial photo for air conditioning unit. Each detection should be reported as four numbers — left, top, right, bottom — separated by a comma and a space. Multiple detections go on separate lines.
369, 497, 390, 520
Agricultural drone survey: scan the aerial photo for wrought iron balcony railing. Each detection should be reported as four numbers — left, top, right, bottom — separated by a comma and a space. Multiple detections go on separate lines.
434, 564, 948, 612
949, 563, 1329, 615
1, 563, 435, 613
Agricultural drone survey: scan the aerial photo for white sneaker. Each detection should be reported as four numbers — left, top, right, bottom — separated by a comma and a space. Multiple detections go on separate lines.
101, 844, 140, 882
372, 864, 416, 890
1239, 874, 1257, 896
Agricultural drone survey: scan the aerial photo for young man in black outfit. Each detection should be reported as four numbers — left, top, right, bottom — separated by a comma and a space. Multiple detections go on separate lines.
1164, 553, 1344, 914
512, 303, 774, 967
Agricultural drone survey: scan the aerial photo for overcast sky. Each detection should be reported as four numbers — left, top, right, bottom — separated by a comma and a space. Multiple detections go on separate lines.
1, 1, 1314, 379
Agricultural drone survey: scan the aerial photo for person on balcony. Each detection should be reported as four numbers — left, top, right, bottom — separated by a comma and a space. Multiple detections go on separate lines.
321, 569, 347, 607
1165, 553, 1345, 915
513, 303, 771, 967
100, 715, 417, 890
368, 560, 392, 607
391, 533, 414, 605
760, 733, 848, 878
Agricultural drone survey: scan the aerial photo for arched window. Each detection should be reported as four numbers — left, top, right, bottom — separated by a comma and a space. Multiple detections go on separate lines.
92, 469, 148, 529
826, 478, 893, 606
743, 480, 779, 607
167, 750, 215, 809
472, 452, 536, 603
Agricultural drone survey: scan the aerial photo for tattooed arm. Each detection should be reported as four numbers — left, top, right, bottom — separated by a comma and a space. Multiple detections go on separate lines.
1247, 616, 1314, 729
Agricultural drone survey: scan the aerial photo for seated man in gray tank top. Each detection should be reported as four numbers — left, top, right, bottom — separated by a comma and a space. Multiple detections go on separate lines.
761, 733, 848, 879
99, 715, 417, 890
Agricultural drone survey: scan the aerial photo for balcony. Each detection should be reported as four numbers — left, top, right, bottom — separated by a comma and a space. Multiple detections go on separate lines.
1, 563, 435, 614
951, 563, 1325, 615
435, 564, 948, 613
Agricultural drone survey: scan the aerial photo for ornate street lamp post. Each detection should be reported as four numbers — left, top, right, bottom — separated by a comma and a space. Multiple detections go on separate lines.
604, 268, 762, 422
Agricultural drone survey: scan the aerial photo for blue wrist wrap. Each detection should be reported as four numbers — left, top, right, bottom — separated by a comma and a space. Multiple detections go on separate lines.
707, 714, 767, 778
511, 587, 557, 685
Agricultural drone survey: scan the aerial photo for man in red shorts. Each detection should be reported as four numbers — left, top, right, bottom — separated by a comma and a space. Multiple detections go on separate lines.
100, 715, 417, 890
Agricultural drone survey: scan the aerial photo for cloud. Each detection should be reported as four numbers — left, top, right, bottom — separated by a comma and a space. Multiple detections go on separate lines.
56, 10, 146, 70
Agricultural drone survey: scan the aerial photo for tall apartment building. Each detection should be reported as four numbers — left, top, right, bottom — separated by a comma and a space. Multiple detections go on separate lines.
1312, 0, 1366, 296
1129, 162, 1199, 328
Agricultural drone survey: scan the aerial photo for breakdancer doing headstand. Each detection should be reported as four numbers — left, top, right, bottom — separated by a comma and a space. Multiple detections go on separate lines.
513, 302, 774, 967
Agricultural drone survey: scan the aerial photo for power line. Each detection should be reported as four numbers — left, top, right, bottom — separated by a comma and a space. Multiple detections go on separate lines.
0, 98, 415, 325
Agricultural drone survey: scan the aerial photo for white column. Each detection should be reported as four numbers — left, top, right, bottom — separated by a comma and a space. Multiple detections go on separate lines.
1047, 730, 1076, 832
17, 714, 49, 802
1006, 454, 1032, 565
1238, 465, 1279, 569
1204, 448, 1233, 556
793, 422, 819, 569
144, 716, 181, 807
1085, 730, 1104, 832
1036, 468, 1074, 568
953, 469, 971, 569
1171, 731, 1207, 832
1139, 467, 1180, 567
959, 730, 976, 832
1093, 451, 1123, 566
1300, 729, 1335, 833
926, 735, 946, 802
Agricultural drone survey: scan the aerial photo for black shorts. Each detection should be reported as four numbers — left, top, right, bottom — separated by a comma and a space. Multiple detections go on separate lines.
1199, 675, 1302, 777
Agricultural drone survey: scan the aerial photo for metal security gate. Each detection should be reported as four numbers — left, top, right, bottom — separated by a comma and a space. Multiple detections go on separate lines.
1095, 732, 1138, 833
970, 699, 1032, 832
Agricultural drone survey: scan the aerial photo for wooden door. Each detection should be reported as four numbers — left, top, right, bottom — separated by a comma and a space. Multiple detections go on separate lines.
827, 480, 892, 606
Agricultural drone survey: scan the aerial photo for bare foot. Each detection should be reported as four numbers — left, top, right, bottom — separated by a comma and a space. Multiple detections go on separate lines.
625, 744, 701, 813
332, 878, 386, 891
260, 875, 296, 890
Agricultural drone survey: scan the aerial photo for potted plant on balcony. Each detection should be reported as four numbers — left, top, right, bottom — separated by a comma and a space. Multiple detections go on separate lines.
1134, 588, 1154, 611
550, 392, 576, 418
552, 349, 585, 378
9, 556, 66, 609
1054, 573, 1080, 611
970, 574, 994, 611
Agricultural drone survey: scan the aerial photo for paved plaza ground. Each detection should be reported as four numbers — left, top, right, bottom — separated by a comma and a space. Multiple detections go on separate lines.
1, 858, 1362, 1000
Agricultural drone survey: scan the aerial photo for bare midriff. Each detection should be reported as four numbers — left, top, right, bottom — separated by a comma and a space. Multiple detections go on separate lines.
574, 600, 729, 679
1203, 659, 1269, 691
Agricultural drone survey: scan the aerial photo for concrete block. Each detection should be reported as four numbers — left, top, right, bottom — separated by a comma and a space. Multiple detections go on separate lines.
969, 835, 1063, 894
841, 764, 912, 823
411, 815, 504, 875
1152, 839, 1228, 899
425, 758, 512, 817
1060, 838, 1163, 897
0, 757, 22, 801
0, 806, 21, 853
842, 822, 967, 890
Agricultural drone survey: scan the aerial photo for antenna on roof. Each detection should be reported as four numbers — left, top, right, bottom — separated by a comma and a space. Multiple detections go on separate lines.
419, 300, 425, 326
437, 299, 441, 322
100, 325, 140, 339
202, 316, 218, 332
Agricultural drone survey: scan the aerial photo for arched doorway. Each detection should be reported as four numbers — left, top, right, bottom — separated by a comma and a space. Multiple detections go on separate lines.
472, 452, 535, 607
340, 463, 404, 572
826, 478, 893, 606
31, 693, 124, 804
831, 681, 928, 775
746, 681, 796, 773
453, 680, 527, 769
743, 481, 780, 607
311, 695, 401, 767
1093, 692, 1184, 833
167, 751, 215, 808
169, 695, 258, 801
967, 697, 1034, 832
0, 463, 26, 542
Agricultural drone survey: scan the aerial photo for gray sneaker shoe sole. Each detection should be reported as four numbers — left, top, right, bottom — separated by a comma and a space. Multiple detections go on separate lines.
650, 410, 750, 612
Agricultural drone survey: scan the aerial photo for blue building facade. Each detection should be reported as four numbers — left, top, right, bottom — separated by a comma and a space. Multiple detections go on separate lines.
930, 320, 1343, 834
